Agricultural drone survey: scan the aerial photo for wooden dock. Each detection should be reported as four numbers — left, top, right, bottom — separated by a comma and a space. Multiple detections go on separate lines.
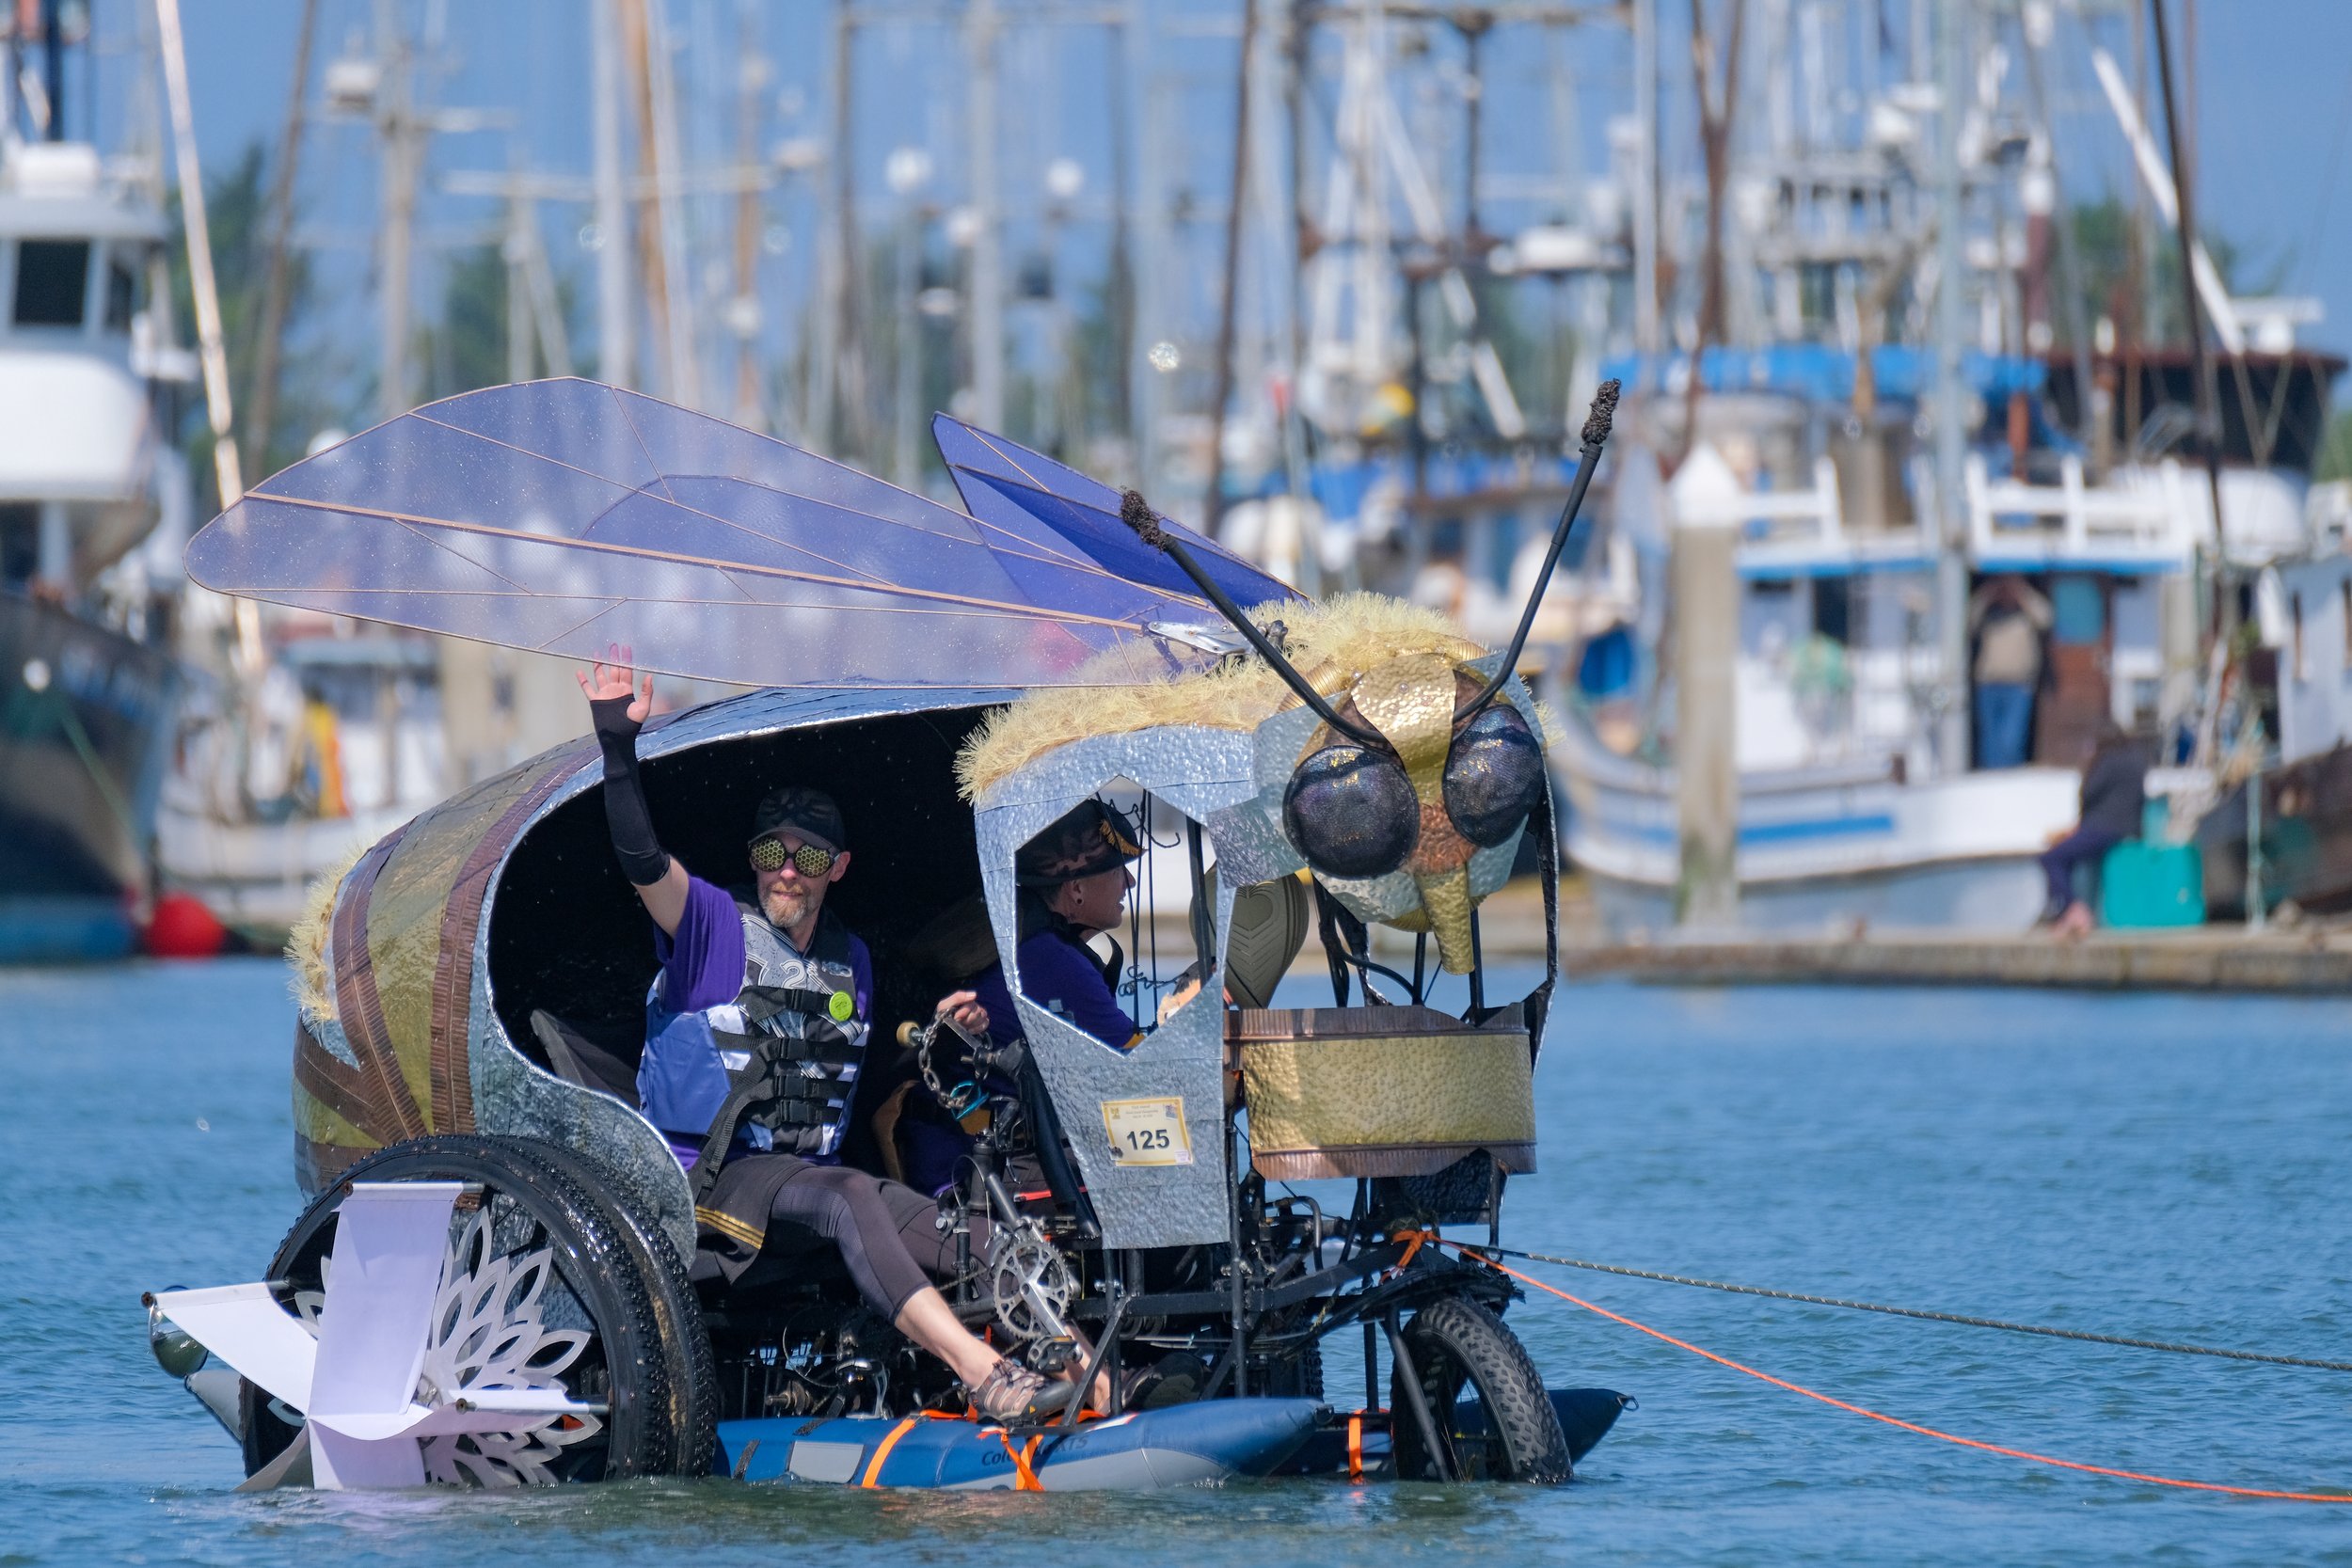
1551, 928, 2352, 993
1463, 880, 2352, 993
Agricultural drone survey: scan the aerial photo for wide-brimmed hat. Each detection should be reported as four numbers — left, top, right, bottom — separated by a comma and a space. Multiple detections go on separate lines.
1015, 799, 1143, 887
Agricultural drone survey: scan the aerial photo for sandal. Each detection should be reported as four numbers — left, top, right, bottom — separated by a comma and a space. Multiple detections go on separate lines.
1126, 1351, 1207, 1411
970, 1358, 1077, 1424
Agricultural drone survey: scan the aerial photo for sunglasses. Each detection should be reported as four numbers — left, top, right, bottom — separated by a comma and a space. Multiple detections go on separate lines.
748, 834, 838, 879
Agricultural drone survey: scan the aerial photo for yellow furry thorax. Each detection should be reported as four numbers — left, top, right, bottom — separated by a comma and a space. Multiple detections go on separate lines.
956, 593, 1502, 800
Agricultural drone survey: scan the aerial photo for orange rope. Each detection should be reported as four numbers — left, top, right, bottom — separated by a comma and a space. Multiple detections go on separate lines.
1439, 1241, 2352, 1505
861, 1417, 921, 1488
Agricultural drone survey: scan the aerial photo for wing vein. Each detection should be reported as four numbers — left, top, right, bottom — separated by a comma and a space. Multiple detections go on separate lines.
245, 492, 1152, 631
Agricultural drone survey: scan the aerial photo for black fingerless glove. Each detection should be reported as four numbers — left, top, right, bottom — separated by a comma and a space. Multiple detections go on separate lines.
592, 696, 672, 887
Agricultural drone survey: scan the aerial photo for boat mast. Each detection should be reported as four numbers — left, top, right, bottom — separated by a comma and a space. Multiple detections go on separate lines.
153, 0, 256, 665
729, 0, 768, 431
1630, 0, 1660, 361
374, 0, 418, 421
2147, 0, 2226, 595
642, 0, 699, 407
590, 0, 634, 389
967, 0, 1006, 431
246, 0, 319, 481
1202, 0, 1259, 538
1930, 0, 1970, 776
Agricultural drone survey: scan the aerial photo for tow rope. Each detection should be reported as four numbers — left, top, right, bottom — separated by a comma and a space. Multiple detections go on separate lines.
1433, 1240, 2352, 1504
1461, 1244, 2352, 1373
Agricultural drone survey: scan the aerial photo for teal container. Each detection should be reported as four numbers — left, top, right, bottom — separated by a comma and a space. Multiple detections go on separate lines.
2099, 840, 2205, 928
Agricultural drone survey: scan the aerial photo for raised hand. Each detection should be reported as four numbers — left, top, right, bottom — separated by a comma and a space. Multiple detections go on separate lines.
576, 642, 653, 723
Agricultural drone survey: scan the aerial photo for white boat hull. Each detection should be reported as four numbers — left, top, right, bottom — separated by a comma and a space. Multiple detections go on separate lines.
1554, 729, 2080, 937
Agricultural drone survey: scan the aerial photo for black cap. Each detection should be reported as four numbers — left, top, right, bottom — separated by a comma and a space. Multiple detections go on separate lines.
1016, 799, 1143, 888
750, 785, 847, 854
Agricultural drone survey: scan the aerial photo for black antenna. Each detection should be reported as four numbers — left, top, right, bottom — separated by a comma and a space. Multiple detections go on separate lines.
1120, 490, 1390, 751
1456, 379, 1621, 721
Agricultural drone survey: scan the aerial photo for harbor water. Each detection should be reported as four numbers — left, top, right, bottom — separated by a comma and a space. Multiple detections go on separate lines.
5, 959, 2348, 1564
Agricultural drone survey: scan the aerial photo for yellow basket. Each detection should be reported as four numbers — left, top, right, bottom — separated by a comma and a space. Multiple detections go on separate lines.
1231, 1005, 1536, 1180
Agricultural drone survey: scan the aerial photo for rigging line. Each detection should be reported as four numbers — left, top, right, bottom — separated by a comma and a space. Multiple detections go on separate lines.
237, 491, 1154, 633
1464, 1244, 2352, 1374
1436, 1242, 2352, 1505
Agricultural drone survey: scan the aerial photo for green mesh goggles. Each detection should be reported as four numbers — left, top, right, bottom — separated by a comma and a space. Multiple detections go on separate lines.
748, 833, 838, 879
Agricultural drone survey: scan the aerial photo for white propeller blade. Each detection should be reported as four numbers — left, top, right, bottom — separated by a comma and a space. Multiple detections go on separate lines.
151, 1180, 594, 1491
151, 1283, 317, 1412
309, 1182, 464, 1433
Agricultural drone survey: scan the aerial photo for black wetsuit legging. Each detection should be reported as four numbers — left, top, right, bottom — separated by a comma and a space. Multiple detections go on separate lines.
763, 1157, 990, 1321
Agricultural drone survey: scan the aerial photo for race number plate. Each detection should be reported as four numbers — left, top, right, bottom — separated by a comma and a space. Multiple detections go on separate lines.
1101, 1097, 1193, 1167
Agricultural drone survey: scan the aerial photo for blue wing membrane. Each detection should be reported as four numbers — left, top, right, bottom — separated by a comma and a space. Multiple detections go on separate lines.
931, 413, 1300, 616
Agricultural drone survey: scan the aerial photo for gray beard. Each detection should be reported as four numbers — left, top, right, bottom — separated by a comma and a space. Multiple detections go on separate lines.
761, 882, 818, 933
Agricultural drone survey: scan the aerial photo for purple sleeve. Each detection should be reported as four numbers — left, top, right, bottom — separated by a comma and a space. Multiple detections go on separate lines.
1017, 933, 1139, 1050
651, 875, 746, 1013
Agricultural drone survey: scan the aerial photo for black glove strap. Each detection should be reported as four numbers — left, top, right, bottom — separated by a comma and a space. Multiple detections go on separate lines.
592, 695, 672, 888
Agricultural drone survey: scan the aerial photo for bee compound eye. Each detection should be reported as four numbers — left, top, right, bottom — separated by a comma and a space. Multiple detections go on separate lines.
1442, 703, 1545, 847
1281, 745, 1419, 879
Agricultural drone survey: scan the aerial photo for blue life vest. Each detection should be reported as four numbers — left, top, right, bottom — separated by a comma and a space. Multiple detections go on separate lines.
641, 903, 869, 1178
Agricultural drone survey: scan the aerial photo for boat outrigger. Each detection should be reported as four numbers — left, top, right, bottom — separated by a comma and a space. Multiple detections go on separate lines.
141, 377, 1629, 1491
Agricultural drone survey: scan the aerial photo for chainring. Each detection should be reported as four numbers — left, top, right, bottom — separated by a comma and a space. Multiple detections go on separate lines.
986, 1223, 1074, 1343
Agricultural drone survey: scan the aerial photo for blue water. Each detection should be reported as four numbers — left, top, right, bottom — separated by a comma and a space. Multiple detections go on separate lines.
5, 958, 2349, 1564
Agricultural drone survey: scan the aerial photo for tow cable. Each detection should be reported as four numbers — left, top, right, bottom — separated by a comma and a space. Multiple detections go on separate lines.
1421, 1237, 2352, 1504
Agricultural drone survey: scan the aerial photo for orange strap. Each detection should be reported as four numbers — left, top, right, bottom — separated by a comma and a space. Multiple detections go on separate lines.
1389, 1228, 1429, 1275
1345, 1415, 1364, 1481
860, 1417, 921, 1488
1443, 1242, 2352, 1505
992, 1429, 1045, 1491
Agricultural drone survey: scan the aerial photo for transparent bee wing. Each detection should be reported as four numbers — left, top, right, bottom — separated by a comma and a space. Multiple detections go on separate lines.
184, 379, 1272, 690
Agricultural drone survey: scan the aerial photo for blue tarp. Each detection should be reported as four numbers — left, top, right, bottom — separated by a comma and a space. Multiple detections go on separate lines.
1598, 345, 2049, 404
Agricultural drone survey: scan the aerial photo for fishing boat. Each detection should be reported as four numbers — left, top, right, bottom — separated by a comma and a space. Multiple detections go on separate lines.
0, 89, 189, 959
1547, 345, 2337, 933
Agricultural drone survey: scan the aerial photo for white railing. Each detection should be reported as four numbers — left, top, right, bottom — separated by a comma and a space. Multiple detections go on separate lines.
1675, 455, 1849, 546
1965, 453, 2192, 562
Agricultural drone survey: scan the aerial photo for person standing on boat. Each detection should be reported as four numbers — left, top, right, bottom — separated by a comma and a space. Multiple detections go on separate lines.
578, 653, 1075, 1424
1969, 575, 2053, 768
2036, 722, 2149, 936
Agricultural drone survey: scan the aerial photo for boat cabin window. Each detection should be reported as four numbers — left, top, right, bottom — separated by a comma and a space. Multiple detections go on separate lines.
0, 503, 36, 586
1811, 576, 1851, 643
14, 239, 90, 327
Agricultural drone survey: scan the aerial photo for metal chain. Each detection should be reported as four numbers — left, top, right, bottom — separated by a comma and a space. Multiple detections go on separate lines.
1470, 1246, 2352, 1373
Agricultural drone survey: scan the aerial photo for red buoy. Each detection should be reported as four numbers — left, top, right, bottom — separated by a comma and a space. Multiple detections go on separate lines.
146, 892, 228, 959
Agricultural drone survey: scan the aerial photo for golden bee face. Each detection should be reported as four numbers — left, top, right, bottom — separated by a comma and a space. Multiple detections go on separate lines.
1275, 653, 1547, 974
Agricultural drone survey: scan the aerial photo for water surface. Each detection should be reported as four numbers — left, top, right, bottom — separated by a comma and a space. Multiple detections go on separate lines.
4, 960, 2347, 1564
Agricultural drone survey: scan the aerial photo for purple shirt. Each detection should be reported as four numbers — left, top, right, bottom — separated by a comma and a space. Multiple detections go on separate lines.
969, 928, 1140, 1053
